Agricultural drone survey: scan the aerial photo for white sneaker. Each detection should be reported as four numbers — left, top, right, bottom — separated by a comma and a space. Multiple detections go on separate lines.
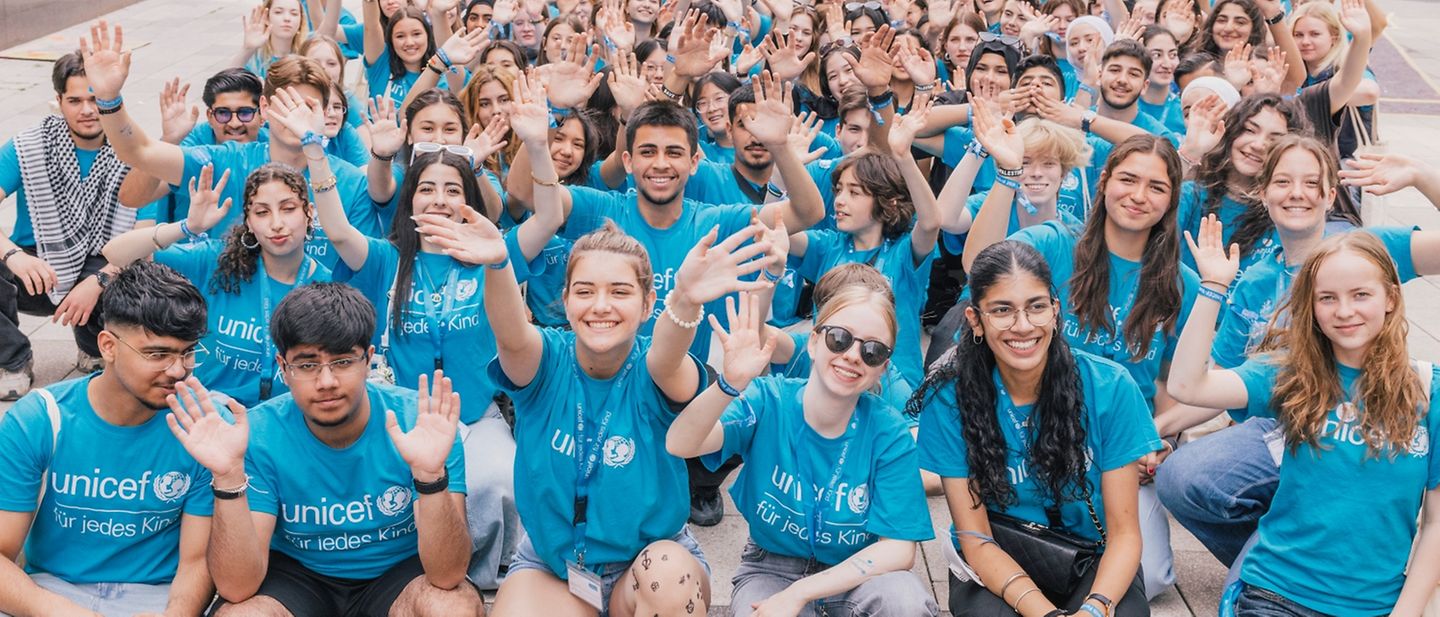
0, 362, 33, 401
76, 351, 104, 374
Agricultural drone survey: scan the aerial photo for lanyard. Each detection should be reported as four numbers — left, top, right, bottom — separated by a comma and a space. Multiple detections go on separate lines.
995, 377, 1033, 451
849, 238, 891, 273
570, 360, 634, 568
790, 388, 861, 562
259, 257, 316, 400
417, 261, 460, 371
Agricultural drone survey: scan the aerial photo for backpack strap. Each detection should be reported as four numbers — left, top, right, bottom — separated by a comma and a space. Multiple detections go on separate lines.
33, 388, 61, 508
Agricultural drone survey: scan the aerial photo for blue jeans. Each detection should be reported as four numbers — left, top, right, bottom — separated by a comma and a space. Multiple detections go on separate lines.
730, 541, 938, 617
13, 573, 171, 616
461, 406, 520, 590
1154, 417, 1280, 567
1235, 584, 1333, 616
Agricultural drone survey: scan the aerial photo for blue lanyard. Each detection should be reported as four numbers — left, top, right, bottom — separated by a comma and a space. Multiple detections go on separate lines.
995, 377, 1032, 451
790, 389, 862, 563
570, 360, 634, 568
259, 257, 315, 400
848, 238, 891, 273
417, 261, 460, 371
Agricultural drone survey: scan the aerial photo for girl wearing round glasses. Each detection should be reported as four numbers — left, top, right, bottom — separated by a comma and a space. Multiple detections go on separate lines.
102, 162, 329, 408
914, 240, 1158, 616
666, 283, 938, 617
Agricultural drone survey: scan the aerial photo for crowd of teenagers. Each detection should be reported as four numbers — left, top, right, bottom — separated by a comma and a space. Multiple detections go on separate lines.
1, 0, 1439, 614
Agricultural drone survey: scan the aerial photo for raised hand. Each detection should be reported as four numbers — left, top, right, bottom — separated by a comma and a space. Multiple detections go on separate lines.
1183, 214, 1240, 287
365, 95, 408, 159
1114, 16, 1145, 42
1020, 13, 1060, 46
492, 0, 517, 24
846, 25, 896, 90
186, 164, 234, 236
888, 93, 932, 156
242, 5, 271, 52
507, 70, 552, 144
1248, 46, 1287, 94
1338, 0, 1371, 38
166, 377, 250, 483
607, 51, 650, 118
541, 35, 604, 109
743, 71, 795, 147
761, 31, 816, 82
735, 37, 766, 76
267, 85, 326, 139
1339, 151, 1431, 196
710, 292, 780, 391
386, 372, 461, 481
929, 0, 956, 28
441, 26, 490, 67
712, 0, 744, 26
413, 205, 509, 265
673, 224, 775, 307
788, 111, 827, 164
823, 3, 847, 42
466, 114, 511, 163
895, 45, 937, 88
1222, 42, 1253, 88
598, 0, 636, 51
78, 21, 132, 99
159, 77, 200, 143
971, 98, 1022, 170
671, 10, 728, 78
1180, 93, 1226, 162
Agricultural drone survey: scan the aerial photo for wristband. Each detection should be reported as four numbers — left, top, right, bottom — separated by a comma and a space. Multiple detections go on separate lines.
94, 94, 123, 110
604, 35, 618, 51
766, 183, 786, 198
761, 267, 782, 283
98, 102, 124, 115
532, 174, 560, 187
1200, 279, 1231, 292
212, 479, 249, 500
715, 372, 743, 397
1081, 110, 1097, 134
914, 80, 936, 93
994, 175, 1021, 191
179, 220, 202, 240
666, 54, 677, 65
1266, 11, 1285, 26
413, 471, 449, 495
310, 175, 339, 193
660, 84, 685, 102
1196, 283, 1226, 304
300, 131, 329, 148
427, 59, 446, 75
1077, 83, 1097, 99
868, 91, 894, 107
434, 47, 454, 68
996, 165, 1023, 178
488, 252, 511, 270
372, 149, 397, 162
1, 247, 21, 263
1078, 604, 1106, 617
965, 140, 989, 159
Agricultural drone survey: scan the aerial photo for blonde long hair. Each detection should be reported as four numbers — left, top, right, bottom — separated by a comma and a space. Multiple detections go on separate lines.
1258, 231, 1426, 457
1291, 2, 1347, 77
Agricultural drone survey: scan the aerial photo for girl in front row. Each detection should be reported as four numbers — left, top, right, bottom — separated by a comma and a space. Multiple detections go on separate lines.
1167, 221, 1440, 616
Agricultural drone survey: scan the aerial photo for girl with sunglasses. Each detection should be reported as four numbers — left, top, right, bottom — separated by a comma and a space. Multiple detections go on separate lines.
1166, 222, 1440, 616
914, 240, 1158, 616
666, 283, 938, 617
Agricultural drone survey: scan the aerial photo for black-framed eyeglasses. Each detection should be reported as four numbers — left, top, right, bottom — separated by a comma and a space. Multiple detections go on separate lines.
814, 325, 893, 367
978, 31, 1022, 49
978, 299, 1057, 331
282, 353, 369, 380
108, 330, 207, 370
210, 106, 259, 124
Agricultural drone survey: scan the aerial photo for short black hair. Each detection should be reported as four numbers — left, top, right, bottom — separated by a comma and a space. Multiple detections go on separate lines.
1015, 54, 1065, 89
101, 261, 207, 342
1175, 51, 1221, 85
1102, 39, 1152, 76
270, 283, 376, 357
52, 51, 86, 95
689, 1, 727, 28
203, 68, 263, 108
625, 100, 699, 154
726, 82, 755, 124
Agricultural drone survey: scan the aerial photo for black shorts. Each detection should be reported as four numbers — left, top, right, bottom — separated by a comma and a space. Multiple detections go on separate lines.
219, 550, 427, 617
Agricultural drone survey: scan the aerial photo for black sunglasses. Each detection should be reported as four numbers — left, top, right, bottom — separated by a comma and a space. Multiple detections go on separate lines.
211, 106, 259, 124
815, 325, 893, 367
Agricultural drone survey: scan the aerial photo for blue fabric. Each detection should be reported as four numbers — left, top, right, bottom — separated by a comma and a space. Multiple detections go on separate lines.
1233, 359, 1440, 615
771, 333, 915, 424
487, 328, 703, 578
1, 139, 101, 247
1058, 58, 1079, 100
334, 238, 499, 423
326, 122, 370, 167
0, 375, 215, 584
684, 159, 765, 205
1129, 109, 1181, 147
524, 236, 574, 327
698, 125, 735, 165
1176, 182, 1281, 284
364, 49, 450, 106
703, 376, 932, 564
245, 382, 466, 579
1138, 92, 1186, 137
180, 123, 270, 148
918, 351, 1162, 544
796, 230, 937, 387
1012, 220, 1200, 407
154, 240, 333, 407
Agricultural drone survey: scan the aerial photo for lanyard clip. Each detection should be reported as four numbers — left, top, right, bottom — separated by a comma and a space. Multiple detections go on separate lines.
573, 496, 588, 525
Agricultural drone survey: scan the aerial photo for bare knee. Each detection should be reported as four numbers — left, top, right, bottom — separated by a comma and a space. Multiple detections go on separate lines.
212, 595, 294, 617
391, 576, 485, 617
625, 540, 707, 615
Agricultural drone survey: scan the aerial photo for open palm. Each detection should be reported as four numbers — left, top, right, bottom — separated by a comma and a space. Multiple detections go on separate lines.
186, 164, 234, 235
166, 377, 249, 480
387, 372, 460, 478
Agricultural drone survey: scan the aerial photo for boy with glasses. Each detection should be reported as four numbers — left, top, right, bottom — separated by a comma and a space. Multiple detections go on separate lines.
0, 260, 216, 616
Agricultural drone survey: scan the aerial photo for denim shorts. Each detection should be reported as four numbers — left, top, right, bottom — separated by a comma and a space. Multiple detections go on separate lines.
1236, 583, 1335, 617
508, 526, 711, 616
18, 573, 171, 616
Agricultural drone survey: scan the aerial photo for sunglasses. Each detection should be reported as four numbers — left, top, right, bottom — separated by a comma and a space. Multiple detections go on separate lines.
411, 142, 475, 165
844, 1, 881, 10
815, 325, 893, 367
978, 31, 1022, 48
210, 106, 259, 124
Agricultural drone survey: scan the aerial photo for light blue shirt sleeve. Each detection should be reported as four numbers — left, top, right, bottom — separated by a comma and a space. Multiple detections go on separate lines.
916, 385, 970, 478
0, 396, 48, 511
1232, 356, 1282, 422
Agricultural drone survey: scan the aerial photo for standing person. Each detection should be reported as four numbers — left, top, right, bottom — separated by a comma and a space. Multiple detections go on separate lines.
915, 241, 1158, 616
166, 284, 483, 616
1166, 222, 1440, 616
667, 286, 938, 617
0, 50, 133, 399
0, 261, 214, 616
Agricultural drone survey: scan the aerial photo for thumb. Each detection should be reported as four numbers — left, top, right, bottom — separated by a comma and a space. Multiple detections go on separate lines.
385, 409, 404, 441
225, 398, 249, 428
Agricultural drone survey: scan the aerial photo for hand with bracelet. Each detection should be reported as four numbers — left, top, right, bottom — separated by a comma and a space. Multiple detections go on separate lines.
971, 97, 1024, 179
668, 222, 777, 331
166, 376, 252, 497
385, 371, 461, 488
1183, 214, 1240, 302
266, 85, 330, 152
364, 95, 408, 162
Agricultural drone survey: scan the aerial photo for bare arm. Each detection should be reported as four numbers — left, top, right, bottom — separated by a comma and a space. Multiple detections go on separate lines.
363, 0, 386, 64
937, 150, 984, 234
163, 514, 214, 617
81, 23, 187, 185
1392, 487, 1440, 616
415, 492, 471, 588
1083, 467, 1145, 611
943, 477, 1061, 615
306, 144, 371, 270
1326, 0, 1375, 115
1165, 217, 1251, 410
0, 511, 99, 617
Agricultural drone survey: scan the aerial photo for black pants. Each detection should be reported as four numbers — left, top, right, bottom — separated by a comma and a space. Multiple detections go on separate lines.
0, 249, 105, 370
949, 567, 1149, 617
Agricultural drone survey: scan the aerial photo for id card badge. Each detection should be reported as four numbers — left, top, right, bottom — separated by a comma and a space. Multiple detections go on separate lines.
566, 561, 604, 609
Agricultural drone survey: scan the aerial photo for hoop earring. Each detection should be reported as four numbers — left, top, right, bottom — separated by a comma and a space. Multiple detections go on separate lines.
305, 218, 315, 241
241, 230, 260, 250
972, 330, 984, 345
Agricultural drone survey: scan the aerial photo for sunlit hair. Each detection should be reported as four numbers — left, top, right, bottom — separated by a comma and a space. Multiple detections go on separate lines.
564, 220, 655, 296
1258, 231, 1425, 458
1017, 118, 1092, 175
813, 263, 893, 308
214, 163, 312, 295
789, 7, 824, 94
1290, 2, 1347, 77
263, 55, 333, 108
830, 152, 914, 239
459, 66, 520, 173
261, 0, 310, 61
814, 275, 898, 345
1070, 135, 1183, 360
299, 35, 346, 85
1257, 134, 1338, 214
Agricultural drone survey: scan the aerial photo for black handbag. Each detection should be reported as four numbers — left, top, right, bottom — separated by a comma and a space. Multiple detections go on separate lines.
985, 499, 1106, 602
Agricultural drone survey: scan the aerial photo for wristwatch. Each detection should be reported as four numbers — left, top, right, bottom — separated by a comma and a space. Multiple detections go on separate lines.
93, 271, 114, 289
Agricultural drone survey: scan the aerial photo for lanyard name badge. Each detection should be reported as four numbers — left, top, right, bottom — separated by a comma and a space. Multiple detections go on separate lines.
259, 258, 315, 400
566, 360, 635, 609
792, 396, 860, 616
419, 262, 461, 372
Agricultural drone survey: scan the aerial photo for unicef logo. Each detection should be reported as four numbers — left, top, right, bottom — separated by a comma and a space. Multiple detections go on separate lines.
377, 486, 413, 517
847, 483, 870, 514
1412, 427, 1430, 457
455, 279, 479, 302
602, 435, 636, 468
1061, 175, 1079, 191
153, 472, 191, 502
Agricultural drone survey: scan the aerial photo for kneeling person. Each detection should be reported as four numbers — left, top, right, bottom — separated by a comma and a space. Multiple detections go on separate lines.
0, 260, 214, 616
168, 283, 481, 616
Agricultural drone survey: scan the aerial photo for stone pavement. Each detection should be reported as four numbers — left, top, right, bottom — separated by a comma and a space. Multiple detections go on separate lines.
4, 0, 1440, 614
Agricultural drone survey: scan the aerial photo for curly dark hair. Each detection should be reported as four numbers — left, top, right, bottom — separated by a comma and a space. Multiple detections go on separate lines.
1192, 0, 1266, 56
211, 163, 311, 295
830, 152, 914, 240
908, 241, 1090, 510
1194, 93, 1310, 256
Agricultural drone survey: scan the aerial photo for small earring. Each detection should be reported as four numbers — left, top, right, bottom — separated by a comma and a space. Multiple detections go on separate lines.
972, 330, 984, 345
241, 230, 260, 250
305, 223, 315, 241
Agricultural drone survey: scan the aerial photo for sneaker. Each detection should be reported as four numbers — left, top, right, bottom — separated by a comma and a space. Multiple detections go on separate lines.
689, 487, 725, 527
76, 351, 104, 374
0, 362, 33, 401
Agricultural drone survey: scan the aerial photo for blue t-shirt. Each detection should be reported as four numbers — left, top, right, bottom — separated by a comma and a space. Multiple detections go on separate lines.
1, 139, 101, 247
796, 230, 937, 387
1012, 220, 1200, 407
704, 376, 932, 564
335, 238, 500, 424
180, 140, 380, 270
1234, 358, 1440, 615
1176, 181, 1281, 282
918, 351, 1161, 545
562, 186, 755, 360
525, 236, 574, 327
0, 375, 215, 585
698, 125, 735, 165
245, 382, 466, 579
1138, 91, 1185, 137
772, 332, 915, 422
488, 329, 704, 577
181, 124, 270, 148
326, 122, 370, 168
155, 240, 332, 407
684, 159, 767, 205
1127, 108, 1181, 148
365, 50, 452, 106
